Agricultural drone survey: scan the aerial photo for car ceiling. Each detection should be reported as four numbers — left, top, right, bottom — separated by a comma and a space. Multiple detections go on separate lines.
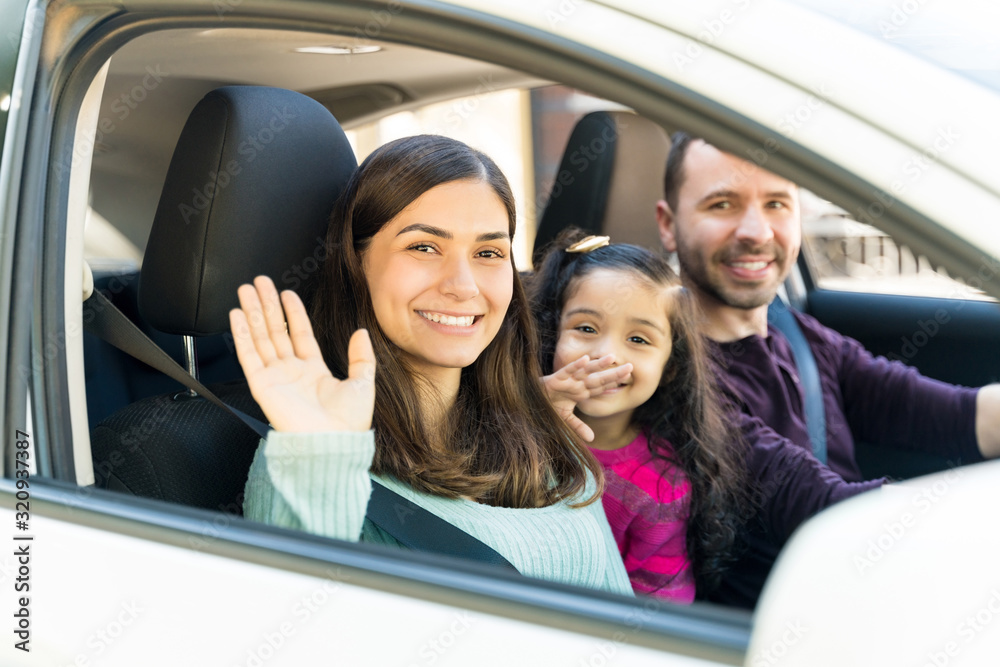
88, 27, 549, 255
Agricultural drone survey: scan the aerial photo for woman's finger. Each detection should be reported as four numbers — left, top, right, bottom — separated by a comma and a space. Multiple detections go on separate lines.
236, 283, 278, 365
229, 308, 264, 376
253, 276, 295, 359
347, 329, 377, 385
280, 289, 324, 360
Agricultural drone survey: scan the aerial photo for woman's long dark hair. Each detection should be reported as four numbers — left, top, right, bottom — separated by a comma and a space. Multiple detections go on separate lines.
310, 136, 602, 509
529, 228, 750, 591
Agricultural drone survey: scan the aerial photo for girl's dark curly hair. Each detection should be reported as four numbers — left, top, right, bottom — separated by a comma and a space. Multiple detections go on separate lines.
528, 227, 751, 592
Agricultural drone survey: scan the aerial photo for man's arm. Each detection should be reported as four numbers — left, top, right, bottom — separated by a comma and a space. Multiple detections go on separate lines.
976, 384, 1000, 458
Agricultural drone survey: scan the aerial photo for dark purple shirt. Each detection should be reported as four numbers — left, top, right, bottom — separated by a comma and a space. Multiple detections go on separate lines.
704, 310, 980, 608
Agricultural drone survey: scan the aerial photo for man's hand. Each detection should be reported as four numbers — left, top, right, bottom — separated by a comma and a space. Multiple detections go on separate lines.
541, 354, 633, 442
229, 276, 376, 433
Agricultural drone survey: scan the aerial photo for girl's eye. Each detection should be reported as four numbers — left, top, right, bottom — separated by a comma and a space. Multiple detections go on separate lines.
574, 325, 597, 334
628, 335, 650, 345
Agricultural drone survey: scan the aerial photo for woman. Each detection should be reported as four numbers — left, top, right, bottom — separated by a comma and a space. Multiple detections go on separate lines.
232, 135, 632, 594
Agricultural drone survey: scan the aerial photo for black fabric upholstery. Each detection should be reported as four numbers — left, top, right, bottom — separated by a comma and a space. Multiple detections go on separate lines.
91, 381, 267, 512
140, 85, 357, 336
533, 112, 616, 264
533, 110, 669, 265
91, 86, 357, 513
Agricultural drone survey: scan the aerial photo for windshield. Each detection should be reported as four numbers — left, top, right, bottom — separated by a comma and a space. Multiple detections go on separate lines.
787, 0, 1000, 92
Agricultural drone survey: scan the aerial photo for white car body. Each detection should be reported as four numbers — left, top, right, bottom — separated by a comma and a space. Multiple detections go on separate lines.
1, 1, 998, 665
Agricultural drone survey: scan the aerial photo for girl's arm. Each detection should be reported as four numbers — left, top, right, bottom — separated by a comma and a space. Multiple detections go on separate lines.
541, 354, 632, 442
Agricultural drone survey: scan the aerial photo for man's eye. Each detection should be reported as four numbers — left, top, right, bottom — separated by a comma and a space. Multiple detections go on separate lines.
766, 201, 787, 209
709, 201, 732, 210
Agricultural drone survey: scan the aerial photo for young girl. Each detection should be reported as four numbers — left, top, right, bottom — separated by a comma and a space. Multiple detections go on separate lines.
231, 136, 632, 595
529, 229, 749, 603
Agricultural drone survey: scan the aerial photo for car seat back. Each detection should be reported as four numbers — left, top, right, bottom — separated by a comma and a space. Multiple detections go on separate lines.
532, 110, 669, 264
90, 85, 357, 512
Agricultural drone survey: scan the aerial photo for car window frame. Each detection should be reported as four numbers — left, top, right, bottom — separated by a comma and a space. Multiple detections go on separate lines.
5, 2, 765, 662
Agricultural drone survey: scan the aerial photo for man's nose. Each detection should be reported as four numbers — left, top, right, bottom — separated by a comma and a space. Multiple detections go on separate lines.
733, 205, 775, 247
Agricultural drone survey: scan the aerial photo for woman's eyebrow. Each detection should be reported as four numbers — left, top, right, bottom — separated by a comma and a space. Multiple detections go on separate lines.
396, 223, 450, 238
395, 224, 510, 243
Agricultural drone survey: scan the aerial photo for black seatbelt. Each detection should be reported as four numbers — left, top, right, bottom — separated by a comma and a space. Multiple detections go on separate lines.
767, 298, 828, 464
367, 482, 517, 571
83, 289, 520, 571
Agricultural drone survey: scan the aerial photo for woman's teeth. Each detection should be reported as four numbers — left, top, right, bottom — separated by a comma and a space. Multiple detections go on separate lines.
419, 311, 475, 326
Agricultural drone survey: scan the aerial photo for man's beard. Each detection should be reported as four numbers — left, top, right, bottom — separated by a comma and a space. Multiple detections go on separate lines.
675, 238, 789, 310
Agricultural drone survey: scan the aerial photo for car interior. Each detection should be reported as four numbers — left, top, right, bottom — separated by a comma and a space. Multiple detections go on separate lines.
50, 18, 1000, 612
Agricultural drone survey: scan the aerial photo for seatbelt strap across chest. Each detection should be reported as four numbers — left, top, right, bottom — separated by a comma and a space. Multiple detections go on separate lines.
83, 288, 520, 571
767, 298, 828, 464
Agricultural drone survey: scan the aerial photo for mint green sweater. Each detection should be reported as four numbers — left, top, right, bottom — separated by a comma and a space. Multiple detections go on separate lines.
243, 431, 633, 595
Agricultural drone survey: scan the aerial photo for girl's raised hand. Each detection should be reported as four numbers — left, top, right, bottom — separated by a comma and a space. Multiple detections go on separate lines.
541, 354, 633, 442
229, 276, 376, 433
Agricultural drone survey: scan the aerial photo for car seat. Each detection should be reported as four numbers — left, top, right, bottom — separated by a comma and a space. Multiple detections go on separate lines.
532, 110, 669, 264
89, 85, 357, 513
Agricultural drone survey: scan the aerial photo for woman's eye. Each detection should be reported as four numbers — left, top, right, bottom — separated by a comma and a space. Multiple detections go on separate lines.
408, 243, 437, 253
477, 248, 506, 259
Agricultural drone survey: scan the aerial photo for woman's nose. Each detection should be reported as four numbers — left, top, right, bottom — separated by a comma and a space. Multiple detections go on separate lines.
440, 256, 480, 300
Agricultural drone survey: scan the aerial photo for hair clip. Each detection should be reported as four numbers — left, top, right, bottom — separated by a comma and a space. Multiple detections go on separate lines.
566, 235, 610, 253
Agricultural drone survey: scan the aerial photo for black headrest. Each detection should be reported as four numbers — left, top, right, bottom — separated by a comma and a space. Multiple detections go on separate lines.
533, 111, 668, 265
140, 86, 357, 336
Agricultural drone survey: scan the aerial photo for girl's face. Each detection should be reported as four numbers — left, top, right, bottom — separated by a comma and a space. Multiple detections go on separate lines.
554, 268, 675, 420
363, 179, 514, 385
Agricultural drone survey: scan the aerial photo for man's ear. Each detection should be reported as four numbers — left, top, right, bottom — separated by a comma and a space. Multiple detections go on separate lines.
656, 199, 678, 253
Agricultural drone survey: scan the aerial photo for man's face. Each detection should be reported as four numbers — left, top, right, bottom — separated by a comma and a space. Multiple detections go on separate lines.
657, 141, 801, 310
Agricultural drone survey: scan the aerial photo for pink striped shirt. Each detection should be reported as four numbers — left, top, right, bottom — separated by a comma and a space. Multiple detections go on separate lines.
590, 432, 695, 603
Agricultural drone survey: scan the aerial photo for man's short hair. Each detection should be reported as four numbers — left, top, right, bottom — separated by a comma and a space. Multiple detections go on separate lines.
663, 131, 695, 213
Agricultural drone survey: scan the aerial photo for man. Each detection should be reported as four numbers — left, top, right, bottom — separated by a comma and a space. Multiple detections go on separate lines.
655, 132, 1000, 608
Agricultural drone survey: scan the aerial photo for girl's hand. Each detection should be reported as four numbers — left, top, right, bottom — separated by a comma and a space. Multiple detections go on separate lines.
541, 354, 633, 442
229, 276, 376, 433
